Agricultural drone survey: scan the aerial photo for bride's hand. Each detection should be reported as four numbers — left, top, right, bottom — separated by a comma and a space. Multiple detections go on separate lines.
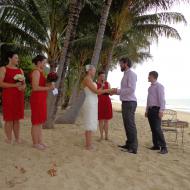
103, 88, 113, 95
109, 88, 117, 95
104, 89, 111, 94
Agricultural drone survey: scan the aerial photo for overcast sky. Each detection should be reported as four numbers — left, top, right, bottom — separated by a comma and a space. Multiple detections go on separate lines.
108, 2, 190, 100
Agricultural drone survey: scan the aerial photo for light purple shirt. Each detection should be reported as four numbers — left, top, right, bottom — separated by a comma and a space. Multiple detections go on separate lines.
146, 81, 165, 112
117, 69, 137, 101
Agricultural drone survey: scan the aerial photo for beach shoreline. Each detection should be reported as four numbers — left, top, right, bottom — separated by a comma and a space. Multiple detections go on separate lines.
111, 98, 190, 113
112, 101, 190, 123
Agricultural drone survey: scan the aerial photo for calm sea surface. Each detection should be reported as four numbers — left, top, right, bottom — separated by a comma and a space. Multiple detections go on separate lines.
111, 97, 190, 113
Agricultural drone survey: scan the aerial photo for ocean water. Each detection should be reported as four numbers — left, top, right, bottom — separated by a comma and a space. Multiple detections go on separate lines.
165, 99, 190, 113
111, 96, 190, 113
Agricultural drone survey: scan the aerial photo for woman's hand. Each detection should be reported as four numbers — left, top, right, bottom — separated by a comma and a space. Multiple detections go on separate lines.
111, 88, 117, 95
106, 88, 116, 95
15, 82, 22, 88
102, 89, 108, 93
18, 83, 26, 91
47, 82, 55, 90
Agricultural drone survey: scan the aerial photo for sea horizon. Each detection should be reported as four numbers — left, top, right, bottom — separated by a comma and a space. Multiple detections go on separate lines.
111, 97, 190, 113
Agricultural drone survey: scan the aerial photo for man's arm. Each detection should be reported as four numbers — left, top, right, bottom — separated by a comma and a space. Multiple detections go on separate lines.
158, 84, 165, 118
158, 84, 165, 112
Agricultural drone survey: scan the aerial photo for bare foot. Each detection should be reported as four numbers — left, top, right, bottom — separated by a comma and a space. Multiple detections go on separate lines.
5, 139, 12, 144
85, 145, 96, 151
15, 139, 23, 144
33, 144, 45, 150
40, 143, 48, 148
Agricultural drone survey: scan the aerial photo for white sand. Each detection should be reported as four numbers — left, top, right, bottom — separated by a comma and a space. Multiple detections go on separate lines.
0, 103, 190, 190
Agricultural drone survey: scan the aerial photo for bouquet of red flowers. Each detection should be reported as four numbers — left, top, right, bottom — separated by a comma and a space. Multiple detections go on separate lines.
47, 72, 58, 83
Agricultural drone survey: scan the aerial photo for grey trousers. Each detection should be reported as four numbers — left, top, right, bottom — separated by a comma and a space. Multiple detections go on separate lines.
122, 101, 138, 151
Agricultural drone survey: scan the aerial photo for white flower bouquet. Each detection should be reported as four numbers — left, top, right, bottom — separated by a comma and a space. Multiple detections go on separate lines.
13, 74, 25, 82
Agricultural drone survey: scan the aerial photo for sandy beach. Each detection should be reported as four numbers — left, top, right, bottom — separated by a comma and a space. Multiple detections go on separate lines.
0, 103, 190, 190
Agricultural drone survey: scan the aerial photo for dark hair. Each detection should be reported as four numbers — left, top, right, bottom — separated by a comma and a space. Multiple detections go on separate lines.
149, 71, 158, 79
98, 71, 105, 76
119, 57, 132, 68
32, 55, 47, 65
7, 51, 18, 59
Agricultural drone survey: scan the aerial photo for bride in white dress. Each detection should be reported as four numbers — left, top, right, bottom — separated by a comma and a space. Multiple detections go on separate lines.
82, 65, 111, 150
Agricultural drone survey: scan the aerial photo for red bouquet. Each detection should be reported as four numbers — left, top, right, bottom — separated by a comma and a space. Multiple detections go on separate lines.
47, 72, 58, 83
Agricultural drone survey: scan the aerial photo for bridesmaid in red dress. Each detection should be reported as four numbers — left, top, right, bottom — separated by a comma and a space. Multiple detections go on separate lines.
30, 55, 54, 150
0, 51, 25, 144
97, 71, 113, 140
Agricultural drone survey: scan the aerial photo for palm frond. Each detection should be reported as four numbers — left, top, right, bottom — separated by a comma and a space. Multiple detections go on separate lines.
133, 24, 181, 40
1, 21, 47, 51
0, 4, 49, 42
32, 0, 50, 28
0, 0, 68, 61
73, 35, 112, 51
134, 12, 187, 25
131, 0, 188, 14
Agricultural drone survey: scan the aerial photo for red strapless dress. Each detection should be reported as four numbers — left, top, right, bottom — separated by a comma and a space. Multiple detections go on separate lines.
97, 81, 113, 120
30, 70, 47, 125
2, 67, 24, 121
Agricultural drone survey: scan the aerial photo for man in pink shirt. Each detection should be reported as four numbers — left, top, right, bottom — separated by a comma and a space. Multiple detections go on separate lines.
145, 71, 168, 154
112, 57, 138, 154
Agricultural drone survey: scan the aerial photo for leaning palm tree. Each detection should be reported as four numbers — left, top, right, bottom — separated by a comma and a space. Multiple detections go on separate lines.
55, 0, 113, 124
43, 0, 83, 128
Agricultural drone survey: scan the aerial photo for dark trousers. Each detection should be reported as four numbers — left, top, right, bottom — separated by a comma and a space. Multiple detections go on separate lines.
122, 101, 138, 151
147, 107, 166, 148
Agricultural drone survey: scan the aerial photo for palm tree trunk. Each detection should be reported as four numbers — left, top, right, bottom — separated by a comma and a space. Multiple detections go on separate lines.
55, 83, 85, 124
55, 0, 113, 124
43, 0, 83, 129
48, 30, 59, 72
105, 43, 115, 77
91, 0, 113, 67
